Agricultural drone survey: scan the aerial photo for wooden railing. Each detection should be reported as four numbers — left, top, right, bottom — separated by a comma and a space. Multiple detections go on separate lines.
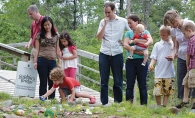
0, 43, 137, 102
0, 43, 30, 69
0, 43, 120, 90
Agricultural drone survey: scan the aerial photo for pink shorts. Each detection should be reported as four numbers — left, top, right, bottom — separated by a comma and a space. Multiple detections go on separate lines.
64, 67, 76, 78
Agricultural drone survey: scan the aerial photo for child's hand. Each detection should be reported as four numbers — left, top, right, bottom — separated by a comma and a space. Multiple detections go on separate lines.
39, 96, 45, 101
68, 99, 73, 102
144, 42, 149, 46
148, 65, 154, 71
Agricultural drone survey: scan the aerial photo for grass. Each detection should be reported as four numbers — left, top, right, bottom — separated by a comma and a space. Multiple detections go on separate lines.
0, 92, 195, 118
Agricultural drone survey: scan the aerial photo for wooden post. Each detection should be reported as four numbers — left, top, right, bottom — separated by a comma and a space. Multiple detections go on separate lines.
21, 55, 29, 62
76, 55, 81, 82
13, 55, 17, 66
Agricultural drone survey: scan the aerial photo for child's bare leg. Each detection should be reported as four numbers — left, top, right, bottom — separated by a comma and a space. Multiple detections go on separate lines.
142, 49, 148, 64
183, 85, 190, 102
155, 96, 161, 105
76, 92, 96, 104
75, 92, 93, 99
130, 46, 135, 56
163, 95, 169, 106
128, 46, 135, 59
58, 89, 66, 103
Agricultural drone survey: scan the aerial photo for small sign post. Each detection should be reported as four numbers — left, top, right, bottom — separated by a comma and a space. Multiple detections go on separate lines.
14, 61, 37, 97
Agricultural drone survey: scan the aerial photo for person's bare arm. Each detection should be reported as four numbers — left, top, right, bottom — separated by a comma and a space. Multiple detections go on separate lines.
186, 54, 190, 71
56, 39, 61, 68
124, 37, 144, 55
165, 36, 178, 61
42, 87, 56, 98
149, 59, 156, 71
62, 49, 77, 60
123, 37, 132, 51
33, 39, 39, 69
133, 34, 153, 45
68, 88, 76, 102
96, 17, 109, 41
25, 38, 32, 49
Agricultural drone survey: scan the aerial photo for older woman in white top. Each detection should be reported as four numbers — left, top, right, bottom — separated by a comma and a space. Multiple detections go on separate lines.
163, 10, 195, 102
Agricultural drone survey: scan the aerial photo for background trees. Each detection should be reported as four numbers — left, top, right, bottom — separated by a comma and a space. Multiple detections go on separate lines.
0, 0, 193, 53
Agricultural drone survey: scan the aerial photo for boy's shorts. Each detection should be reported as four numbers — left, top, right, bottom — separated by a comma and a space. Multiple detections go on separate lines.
182, 69, 195, 88
153, 78, 174, 96
60, 86, 81, 96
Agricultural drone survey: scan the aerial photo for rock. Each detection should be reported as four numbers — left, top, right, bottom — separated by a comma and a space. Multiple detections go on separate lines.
169, 107, 180, 114
2, 100, 12, 107
3, 114, 25, 118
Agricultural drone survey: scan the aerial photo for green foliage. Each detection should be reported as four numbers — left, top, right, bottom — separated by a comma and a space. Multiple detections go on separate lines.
0, 92, 11, 101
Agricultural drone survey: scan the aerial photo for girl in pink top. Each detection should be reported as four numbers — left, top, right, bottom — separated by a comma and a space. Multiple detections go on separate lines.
59, 31, 77, 79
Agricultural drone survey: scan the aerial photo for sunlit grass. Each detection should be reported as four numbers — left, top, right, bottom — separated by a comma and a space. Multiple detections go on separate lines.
1, 91, 195, 117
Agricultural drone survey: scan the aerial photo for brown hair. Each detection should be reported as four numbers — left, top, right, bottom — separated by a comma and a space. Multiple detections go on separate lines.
163, 10, 180, 26
49, 67, 65, 81
104, 2, 115, 11
182, 22, 195, 32
128, 14, 141, 24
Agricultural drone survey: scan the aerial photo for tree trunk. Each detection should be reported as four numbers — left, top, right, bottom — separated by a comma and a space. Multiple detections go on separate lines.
126, 0, 130, 17
73, 0, 77, 30
143, 0, 150, 30
119, 0, 124, 16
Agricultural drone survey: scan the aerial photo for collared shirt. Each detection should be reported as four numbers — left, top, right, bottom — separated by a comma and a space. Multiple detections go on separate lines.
187, 34, 195, 70
30, 16, 44, 48
97, 15, 130, 56
150, 39, 175, 78
171, 19, 195, 60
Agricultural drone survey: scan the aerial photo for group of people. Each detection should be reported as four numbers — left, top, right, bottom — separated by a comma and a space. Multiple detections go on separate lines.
26, 4, 96, 104
97, 2, 195, 109
26, 2, 195, 108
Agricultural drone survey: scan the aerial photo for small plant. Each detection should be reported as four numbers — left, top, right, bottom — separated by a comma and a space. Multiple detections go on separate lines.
0, 92, 11, 101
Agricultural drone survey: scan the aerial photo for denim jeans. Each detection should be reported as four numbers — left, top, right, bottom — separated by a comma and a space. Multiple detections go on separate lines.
99, 52, 123, 105
37, 57, 57, 99
125, 58, 148, 105
177, 58, 195, 99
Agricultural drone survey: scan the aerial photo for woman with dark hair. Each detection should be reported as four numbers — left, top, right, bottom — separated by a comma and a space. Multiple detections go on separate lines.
123, 14, 153, 105
34, 16, 61, 99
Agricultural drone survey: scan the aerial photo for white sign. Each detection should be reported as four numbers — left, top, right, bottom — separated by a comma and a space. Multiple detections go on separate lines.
14, 61, 37, 97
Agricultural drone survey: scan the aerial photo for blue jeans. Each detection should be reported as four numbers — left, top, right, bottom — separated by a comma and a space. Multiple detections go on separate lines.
37, 57, 57, 99
177, 58, 195, 99
99, 52, 123, 105
126, 58, 148, 105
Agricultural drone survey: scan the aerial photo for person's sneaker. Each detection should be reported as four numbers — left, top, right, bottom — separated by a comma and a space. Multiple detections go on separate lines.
191, 103, 195, 109
127, 56, 133, 59
175, 101, 189, 109
89, 96, 96, 104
